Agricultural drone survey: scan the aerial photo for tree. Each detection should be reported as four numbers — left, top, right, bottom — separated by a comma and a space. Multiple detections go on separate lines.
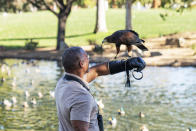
28, 0, 76, 50
125, 0, 133, 30
125, 0, 194, 29
94, 0, 107, 33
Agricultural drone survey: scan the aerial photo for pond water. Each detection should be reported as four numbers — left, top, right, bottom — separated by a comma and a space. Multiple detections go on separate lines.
0, 59, 195, 131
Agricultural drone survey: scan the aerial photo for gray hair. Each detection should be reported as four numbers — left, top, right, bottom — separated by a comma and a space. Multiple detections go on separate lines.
62, 47, 86, 72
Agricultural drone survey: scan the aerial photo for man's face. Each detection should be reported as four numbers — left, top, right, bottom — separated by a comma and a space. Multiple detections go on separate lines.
82, 52, 89, 73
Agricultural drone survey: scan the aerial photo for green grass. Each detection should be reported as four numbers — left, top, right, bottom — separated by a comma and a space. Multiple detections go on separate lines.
0, 8, 196, 48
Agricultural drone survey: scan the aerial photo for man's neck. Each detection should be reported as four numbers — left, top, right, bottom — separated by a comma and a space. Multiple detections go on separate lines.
66, 70, 84, 79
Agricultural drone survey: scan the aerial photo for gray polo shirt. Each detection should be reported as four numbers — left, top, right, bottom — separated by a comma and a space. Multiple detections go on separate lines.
55, 73, 99, 131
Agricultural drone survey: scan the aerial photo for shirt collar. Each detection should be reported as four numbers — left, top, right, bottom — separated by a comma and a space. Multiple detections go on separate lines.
65, 72, 89, 88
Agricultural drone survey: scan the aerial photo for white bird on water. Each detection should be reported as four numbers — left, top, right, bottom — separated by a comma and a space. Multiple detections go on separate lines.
187, 128, 196, 131
108, 117, 117, 128
38, 92, 43, 98
3, 99, 12, 107
139, 112, 145, 118
140, 125, 149, 131
31, 98, 37, 105
12, 96, 17, 104
25, 91, 30, 98
49, 91, 55, 98
23, 101, 29, 108
97, 99, 104, 110
118, 107, 125, 116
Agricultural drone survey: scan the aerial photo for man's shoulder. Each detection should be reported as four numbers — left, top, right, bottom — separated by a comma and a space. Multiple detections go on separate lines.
56, 77, 90, 97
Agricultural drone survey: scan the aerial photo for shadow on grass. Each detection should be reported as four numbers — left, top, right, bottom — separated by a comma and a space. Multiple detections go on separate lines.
1, 45, 53, 50
0, 32, 94, 41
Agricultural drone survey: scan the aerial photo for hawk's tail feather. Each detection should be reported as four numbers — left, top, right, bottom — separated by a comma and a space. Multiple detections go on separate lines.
141, 39, 145, 43
136, 44, 148, 51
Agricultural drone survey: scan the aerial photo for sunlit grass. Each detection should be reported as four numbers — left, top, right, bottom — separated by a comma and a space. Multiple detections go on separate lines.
0, 8, 196, 48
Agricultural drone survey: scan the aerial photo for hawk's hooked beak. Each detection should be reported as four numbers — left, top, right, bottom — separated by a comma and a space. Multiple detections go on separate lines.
102, 39, 106, 44
101, 39, 106, 48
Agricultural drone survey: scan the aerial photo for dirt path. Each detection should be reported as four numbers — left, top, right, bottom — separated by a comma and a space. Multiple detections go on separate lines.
0, 32, 196, 66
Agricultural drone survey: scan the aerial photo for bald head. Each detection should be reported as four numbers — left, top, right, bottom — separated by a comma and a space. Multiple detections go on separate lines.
62, 47, 88, 72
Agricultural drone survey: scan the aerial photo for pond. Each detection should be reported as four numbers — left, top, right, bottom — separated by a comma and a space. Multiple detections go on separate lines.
0, 59, 195, 131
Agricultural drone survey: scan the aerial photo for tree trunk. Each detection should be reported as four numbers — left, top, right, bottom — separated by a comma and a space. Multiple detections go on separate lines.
56, 13, 69, 50
125, 0, 132, 30
94, 0, 107, 33
152, 0, 161, 8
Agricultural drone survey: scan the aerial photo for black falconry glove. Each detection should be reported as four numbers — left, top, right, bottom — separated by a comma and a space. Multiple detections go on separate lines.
108, 57, 146, 74
108, 57, 146, 87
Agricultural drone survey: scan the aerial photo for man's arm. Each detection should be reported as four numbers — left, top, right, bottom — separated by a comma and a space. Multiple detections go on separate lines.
85, 62, 109, 83
71, 120, 89, 131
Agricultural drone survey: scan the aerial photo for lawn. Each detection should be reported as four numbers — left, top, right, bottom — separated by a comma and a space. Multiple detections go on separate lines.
0, 8, 196, 48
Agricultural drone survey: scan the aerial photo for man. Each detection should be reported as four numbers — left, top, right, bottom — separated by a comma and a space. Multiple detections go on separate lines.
55, 47, 146, 131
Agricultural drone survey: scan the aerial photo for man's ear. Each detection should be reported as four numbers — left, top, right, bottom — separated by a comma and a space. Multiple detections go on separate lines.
79, 61, 84, 68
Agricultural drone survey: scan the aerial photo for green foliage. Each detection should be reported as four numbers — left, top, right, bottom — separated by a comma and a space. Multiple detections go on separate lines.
25, 40, 39, 50
0, 0, 31, 12
0, 8, 196, 47
108, 0, 126, 8
76, 0, 96, 7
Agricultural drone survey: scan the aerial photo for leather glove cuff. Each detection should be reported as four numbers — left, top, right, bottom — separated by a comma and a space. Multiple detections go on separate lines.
108, 60, 132, 74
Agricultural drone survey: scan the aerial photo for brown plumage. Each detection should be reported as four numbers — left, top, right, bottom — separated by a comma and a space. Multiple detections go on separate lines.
102, 30, 148, 58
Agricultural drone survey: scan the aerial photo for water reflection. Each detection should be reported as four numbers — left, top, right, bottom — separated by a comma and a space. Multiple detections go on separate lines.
0, 59, 196, 131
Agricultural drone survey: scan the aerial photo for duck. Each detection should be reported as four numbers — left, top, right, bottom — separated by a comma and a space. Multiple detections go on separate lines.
140, 125, 149, 131
23, 101, 29, 108
12, 96, 17, 104
31, 80, 34, 85
38, 92, 43, 98
25, 68, 30, 74
97, 99, 104, 110
108, 117, 117, 128
35, 68, 40, 73
187, 128, 196, 131
31, 98, 37, 105
49, 91, 55, 98
3, 99, 12, 107
139, 112, 145, 118
118, 107, 125, 116
1, 77, 5, 83
25, 91, 30, 98
1, 65, 6, 73
12, 81, 16, 87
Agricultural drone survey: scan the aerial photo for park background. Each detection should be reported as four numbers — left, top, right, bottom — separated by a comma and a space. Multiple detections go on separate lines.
0, 0, 196, 131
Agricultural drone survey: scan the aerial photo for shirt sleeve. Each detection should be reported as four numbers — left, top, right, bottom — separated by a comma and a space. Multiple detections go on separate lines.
70, 93, 92, 122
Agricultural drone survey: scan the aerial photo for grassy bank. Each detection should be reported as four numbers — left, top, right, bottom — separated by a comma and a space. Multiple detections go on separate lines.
0, 8, 196, 48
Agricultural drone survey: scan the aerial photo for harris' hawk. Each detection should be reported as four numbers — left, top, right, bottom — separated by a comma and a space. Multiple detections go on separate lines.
102, 30, 148, 59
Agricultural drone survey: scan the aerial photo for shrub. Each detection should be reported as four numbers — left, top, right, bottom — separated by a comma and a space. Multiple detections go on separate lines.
25, 39, 38, 50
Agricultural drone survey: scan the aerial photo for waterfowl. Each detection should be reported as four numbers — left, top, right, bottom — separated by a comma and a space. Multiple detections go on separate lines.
97, 99, 104, 110
140, 125, 149, 131
12, 96, 17, 104
31, 98, 37, 105
187, 128, 196, 131
108, 117, 117, 128
25, 91, 30, 98
49, 91, 55, 98
139, 112, 145, 118
38, 92, 43, 98
118, 107, 125, 116
23, 101, 29, 108
3, 99, 12, 107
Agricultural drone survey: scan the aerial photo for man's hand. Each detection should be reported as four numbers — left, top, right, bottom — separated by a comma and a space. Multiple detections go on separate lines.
126, 57, 146, 72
